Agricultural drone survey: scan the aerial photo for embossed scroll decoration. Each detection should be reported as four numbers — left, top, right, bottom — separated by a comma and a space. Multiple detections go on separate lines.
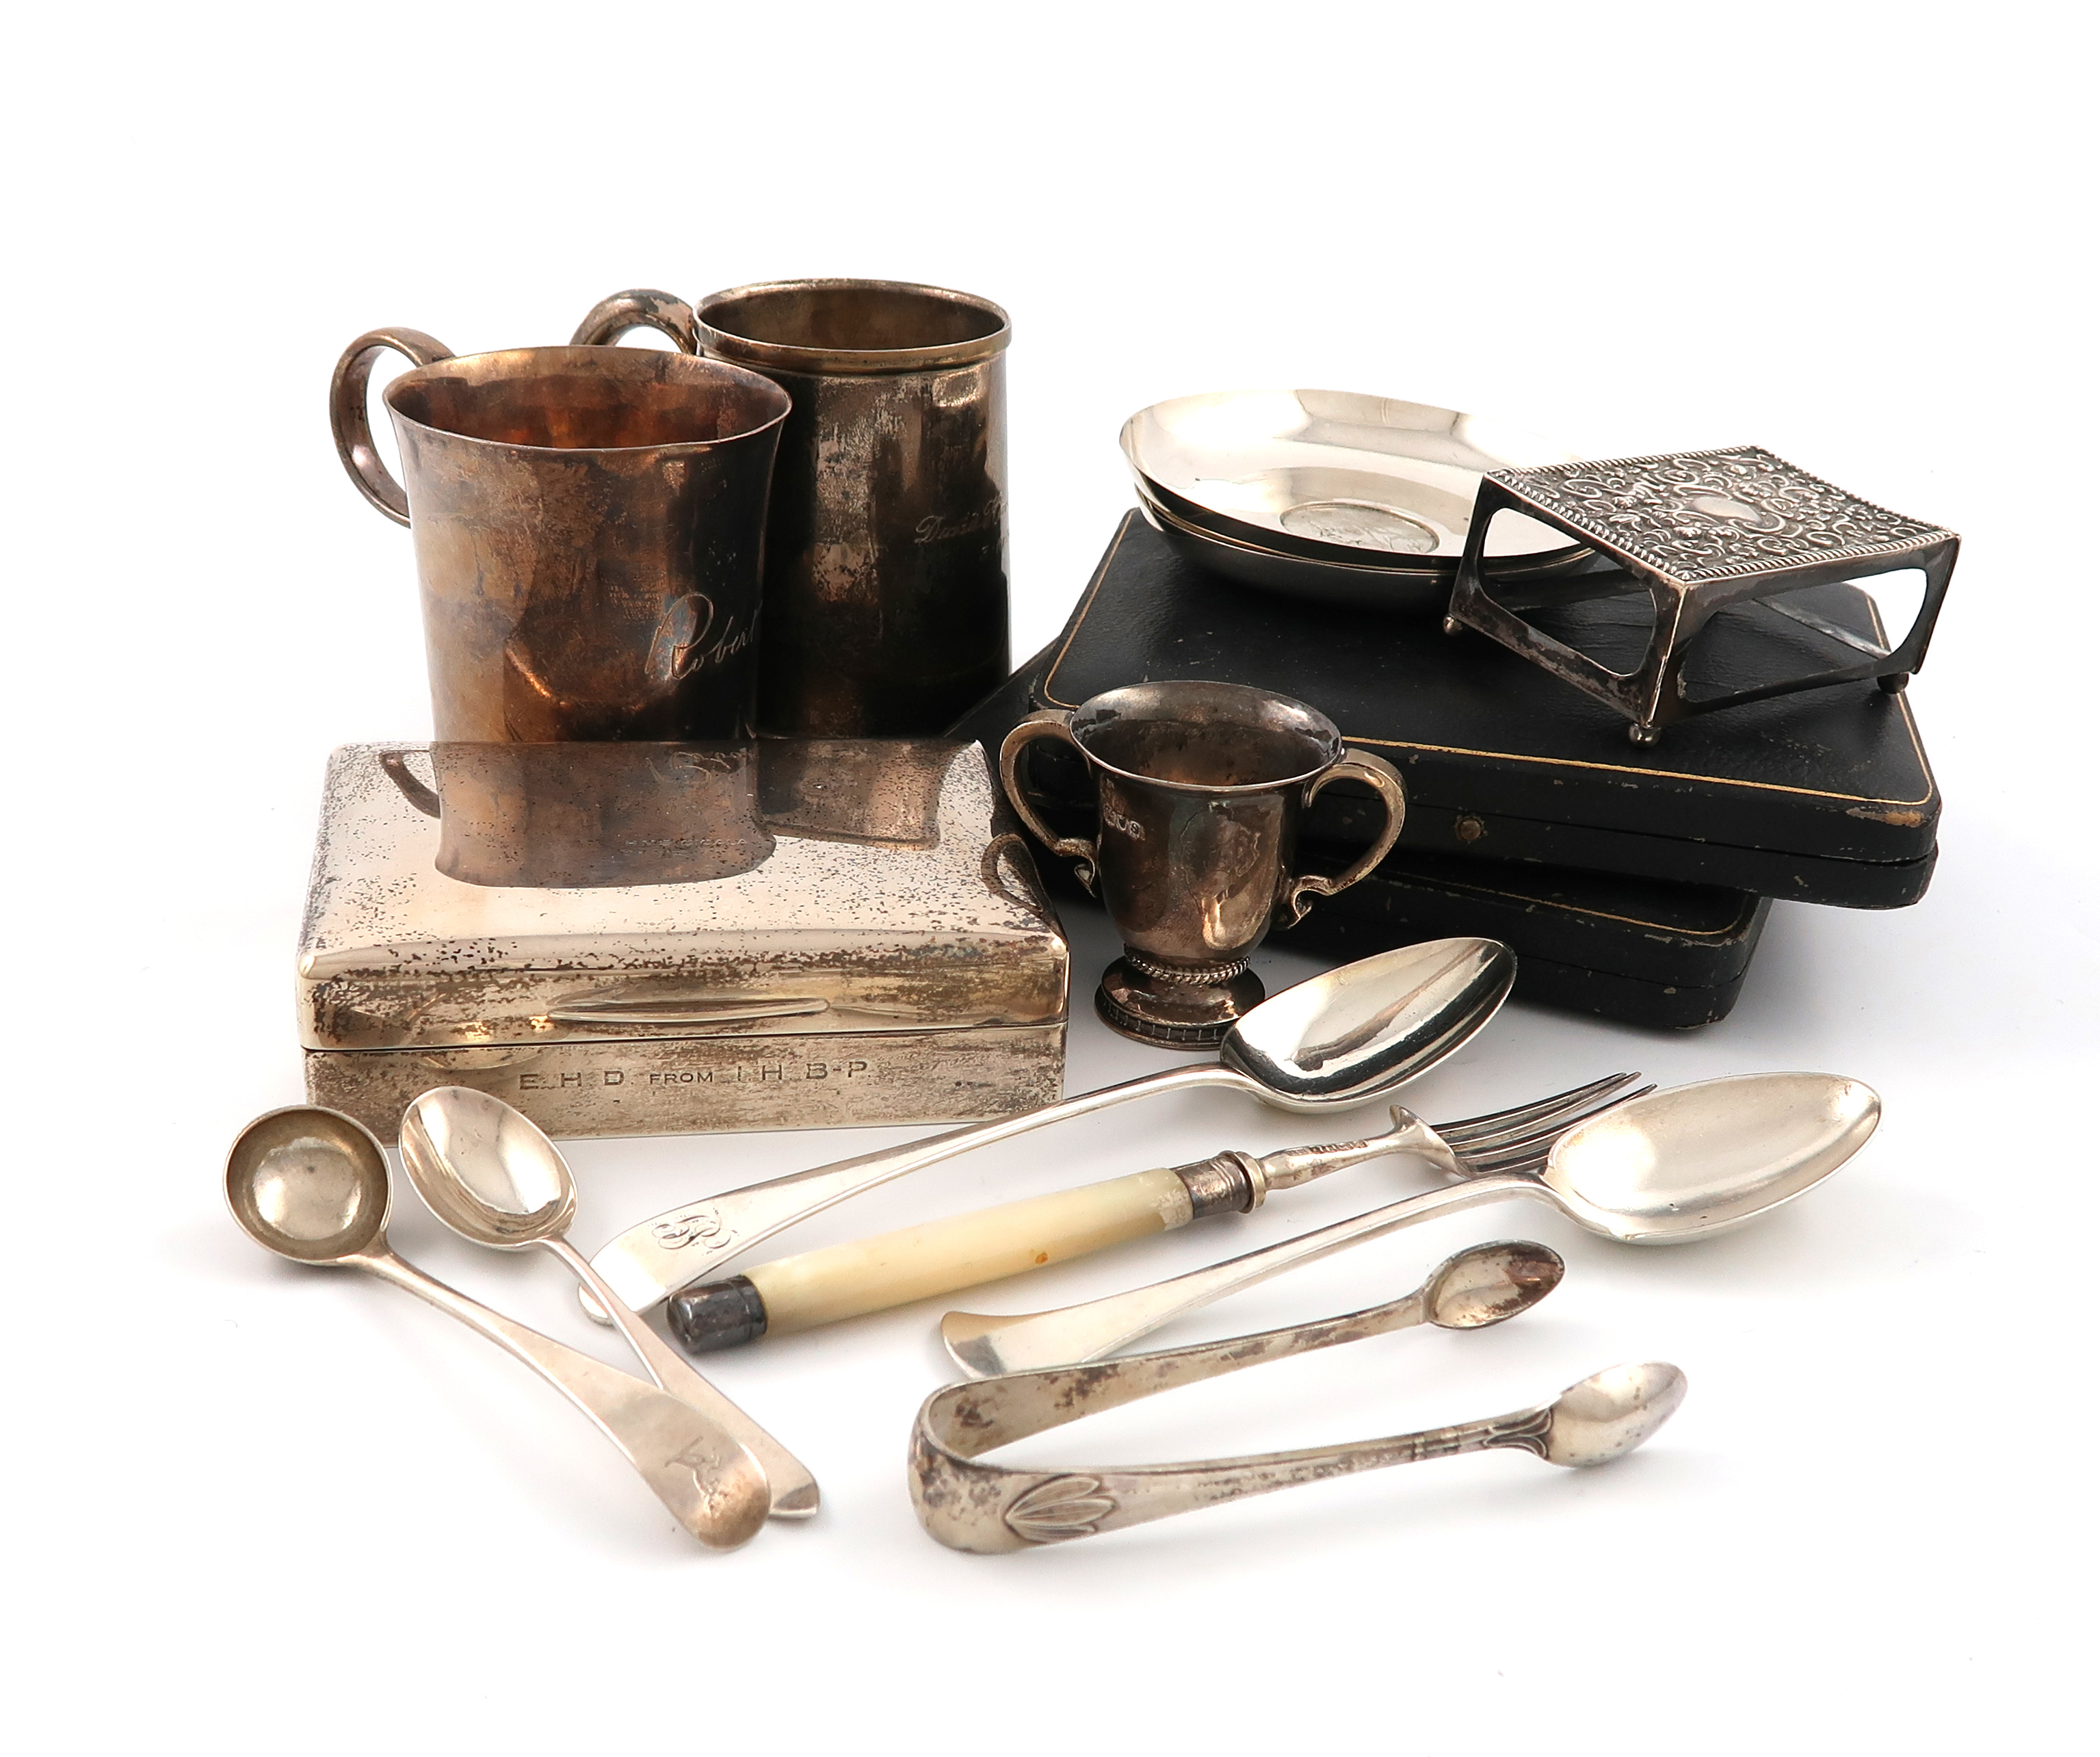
1488, 446, 1948, 584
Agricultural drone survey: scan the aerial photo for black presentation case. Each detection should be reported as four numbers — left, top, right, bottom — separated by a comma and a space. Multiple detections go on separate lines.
949, 510, 1943, 1029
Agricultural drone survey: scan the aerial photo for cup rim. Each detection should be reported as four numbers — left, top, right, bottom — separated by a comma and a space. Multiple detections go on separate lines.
696, 278, 1012, 376
382, 345, 792, 454
1067, 680, 1345, 794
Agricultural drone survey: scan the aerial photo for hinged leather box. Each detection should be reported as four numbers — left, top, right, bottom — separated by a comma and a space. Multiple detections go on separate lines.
298, 740, 1068, 1138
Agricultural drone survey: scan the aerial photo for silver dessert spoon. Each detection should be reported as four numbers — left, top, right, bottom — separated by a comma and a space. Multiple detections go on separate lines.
943, 1071, 1878, 1377
912, 1240, 1683, 1552
583, 937, 1517, 1319
398, 1087, 819, 1519
225, 1106, 770, 1549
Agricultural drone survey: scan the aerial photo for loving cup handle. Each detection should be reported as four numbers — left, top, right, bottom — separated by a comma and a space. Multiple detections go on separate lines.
328, 328, 455, 525
1281, 749, 1407, 926
570, 288, 700, 352
998, 712, 1101, 893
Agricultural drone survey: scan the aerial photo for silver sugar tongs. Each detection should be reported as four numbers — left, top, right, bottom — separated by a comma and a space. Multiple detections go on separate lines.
910, 1240, 1685, 1552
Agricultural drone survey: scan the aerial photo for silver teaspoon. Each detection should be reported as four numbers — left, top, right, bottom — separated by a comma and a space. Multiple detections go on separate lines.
225, 1106, 769, 1549
399, 1088, 818, 1518
943, 1071, 1878, 1377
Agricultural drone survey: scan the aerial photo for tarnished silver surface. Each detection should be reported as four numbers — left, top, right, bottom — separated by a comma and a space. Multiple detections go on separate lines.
1121, 391, 1586, 579
575, 281, 1012, 737
911, 1241, 1683, 1552
943, 1071, 1880, 1376
397, 1089, 817, 1518
579, 937, 1516, 1320
1445, 447, 1960, 742
223, 1106, 770, 1548
659, 1074, 1642, 1353
328, 336, 790, 743
297, 739, 1068, 1138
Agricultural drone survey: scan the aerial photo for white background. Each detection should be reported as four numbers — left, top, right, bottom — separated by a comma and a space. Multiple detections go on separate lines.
5, 3, 2094, 1751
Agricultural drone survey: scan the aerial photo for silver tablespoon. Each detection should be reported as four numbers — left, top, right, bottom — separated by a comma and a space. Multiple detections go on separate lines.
944, 1071, 1880, 1376
225, 1106, 770, 1549
399, 1088, 819, 1518
583, 937, 1517, 1320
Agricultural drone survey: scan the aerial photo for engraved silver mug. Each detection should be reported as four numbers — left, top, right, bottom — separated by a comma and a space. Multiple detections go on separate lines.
574, 281, 1011, 740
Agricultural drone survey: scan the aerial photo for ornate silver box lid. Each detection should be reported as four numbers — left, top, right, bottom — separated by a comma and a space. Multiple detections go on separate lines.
299, 740, 1069, 1052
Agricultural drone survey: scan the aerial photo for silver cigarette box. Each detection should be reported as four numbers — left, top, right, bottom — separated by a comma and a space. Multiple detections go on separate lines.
298, 740, 1068, 1138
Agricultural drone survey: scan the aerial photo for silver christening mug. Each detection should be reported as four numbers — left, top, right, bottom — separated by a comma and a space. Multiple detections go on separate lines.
999, 681, 1406, 1045
330, 334, 791, 742
574, 281, 1011, 739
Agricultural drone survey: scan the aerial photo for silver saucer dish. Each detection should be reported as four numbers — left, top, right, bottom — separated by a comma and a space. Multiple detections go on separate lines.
1121, 390, 1595, 609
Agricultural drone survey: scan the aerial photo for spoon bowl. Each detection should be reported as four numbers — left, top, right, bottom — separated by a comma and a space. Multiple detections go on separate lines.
1541, 1071, 1880, 1244
226, 1107, 392, 1264
399, 1089, 572, 1247
1540, 1362, 1688, 1467
1426, 1240, 1565, 1329
1220, 937, 1517, 1110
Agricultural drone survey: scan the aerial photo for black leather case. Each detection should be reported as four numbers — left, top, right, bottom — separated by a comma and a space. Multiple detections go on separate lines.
964, 673, 1773, 1028
1273, 850, 1771, 1030
967, 512, 1940, 908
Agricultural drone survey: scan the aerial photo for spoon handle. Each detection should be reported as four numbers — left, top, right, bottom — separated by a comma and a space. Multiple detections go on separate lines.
354, 1249, 767, 1549
581, 1063, 1242, 1318
543, 1238, 820, 1520
942, 1175, 1552, 1377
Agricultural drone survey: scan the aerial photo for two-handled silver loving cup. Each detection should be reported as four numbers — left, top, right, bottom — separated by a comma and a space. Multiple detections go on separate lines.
999, 681, 1405, 1045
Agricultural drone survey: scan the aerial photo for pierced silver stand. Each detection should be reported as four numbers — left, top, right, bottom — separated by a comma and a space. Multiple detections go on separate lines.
1443, 446, 1958, 744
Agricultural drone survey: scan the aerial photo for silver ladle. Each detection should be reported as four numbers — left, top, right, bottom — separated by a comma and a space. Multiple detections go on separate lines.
224, 1106, 770, 1549
911, 1241, 1685, 1552
398, 1088, 819, 1519
583, 937, 1517, 1320
944, 1071, 1880, 1376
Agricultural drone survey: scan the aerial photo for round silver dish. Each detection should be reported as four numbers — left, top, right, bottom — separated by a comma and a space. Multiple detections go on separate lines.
1120, 390, 1589, 573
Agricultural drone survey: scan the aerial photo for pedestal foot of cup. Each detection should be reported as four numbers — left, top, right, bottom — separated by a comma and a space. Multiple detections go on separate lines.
1093, 954, 1266, 1048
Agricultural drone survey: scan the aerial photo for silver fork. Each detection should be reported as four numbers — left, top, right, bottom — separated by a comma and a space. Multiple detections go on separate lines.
661, 1073, 1648, 1354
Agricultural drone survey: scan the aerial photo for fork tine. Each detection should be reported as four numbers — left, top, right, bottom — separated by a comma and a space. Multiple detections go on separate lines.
1452, 1080, 1655, 1154
1432, 1072, 1643, 1147
1478, 1150, 1551, 1179
1453, 1082, 1658, 1174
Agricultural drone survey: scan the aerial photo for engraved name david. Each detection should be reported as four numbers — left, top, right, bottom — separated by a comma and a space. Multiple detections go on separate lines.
913, 495, 1003, 546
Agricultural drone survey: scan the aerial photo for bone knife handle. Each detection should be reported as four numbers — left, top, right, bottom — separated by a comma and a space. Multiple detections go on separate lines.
668, 1165, 1205, 1349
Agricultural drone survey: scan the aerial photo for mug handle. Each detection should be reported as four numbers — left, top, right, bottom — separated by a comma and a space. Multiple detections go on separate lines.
570, 288, 700, 352
379, 749, 442, 818
1281, 749, 1407, 926
328, 328, 454, 525
998, 712, 1100, 893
